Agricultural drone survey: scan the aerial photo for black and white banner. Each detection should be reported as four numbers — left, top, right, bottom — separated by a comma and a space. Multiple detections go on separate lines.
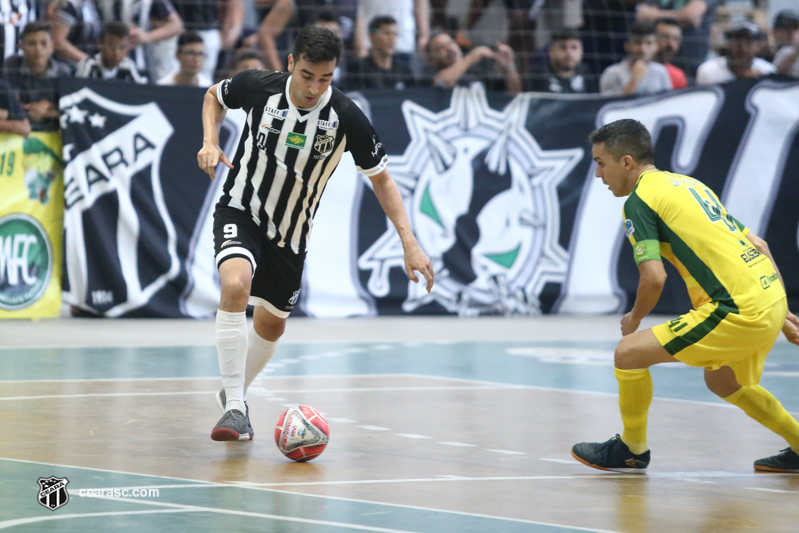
59, 77, 799, 318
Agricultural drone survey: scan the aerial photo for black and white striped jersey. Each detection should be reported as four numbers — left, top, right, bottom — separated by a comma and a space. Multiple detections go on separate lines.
0, 0, 35, 69
216, 69, 388, 254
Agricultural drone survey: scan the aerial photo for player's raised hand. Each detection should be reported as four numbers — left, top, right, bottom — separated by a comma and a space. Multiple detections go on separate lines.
783, 310, 799, 346
404, 241, 434, 293
197, 143, 234, 180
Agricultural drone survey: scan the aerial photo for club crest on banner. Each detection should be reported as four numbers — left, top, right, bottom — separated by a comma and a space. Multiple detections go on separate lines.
37, 476, 70, 511
59, 88, 179, 316
358, 88, 583, 315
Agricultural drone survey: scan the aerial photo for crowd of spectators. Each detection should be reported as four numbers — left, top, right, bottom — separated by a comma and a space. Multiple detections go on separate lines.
0, 0, 795, 137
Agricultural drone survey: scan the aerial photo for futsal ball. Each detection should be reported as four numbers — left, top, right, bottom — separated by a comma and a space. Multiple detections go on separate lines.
274, 405, 329, 462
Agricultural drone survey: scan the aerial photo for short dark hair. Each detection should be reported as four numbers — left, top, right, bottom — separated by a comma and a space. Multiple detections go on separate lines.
629, 22, 656, 40
178, 30, 204, 49
369, 16, 397, 34
21, 21, 51, 40
292, 24, 342, 65
588, 119, 654, 164
655, 18, 681, 31
101, 21, 129, 40
232, 48, 265, 67
550, 27, 580, 43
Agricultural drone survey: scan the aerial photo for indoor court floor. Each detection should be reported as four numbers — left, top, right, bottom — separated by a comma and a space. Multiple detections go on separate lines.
1, 315, 798, 532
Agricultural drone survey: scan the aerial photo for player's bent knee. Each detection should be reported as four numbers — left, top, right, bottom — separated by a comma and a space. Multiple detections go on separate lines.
704, 367, 741, 398
253, 307, 286, 341
614, 342, 637, 370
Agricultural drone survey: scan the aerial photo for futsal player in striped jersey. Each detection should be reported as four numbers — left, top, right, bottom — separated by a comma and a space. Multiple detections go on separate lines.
197, 25, 434, 441
572, 119, 799, 473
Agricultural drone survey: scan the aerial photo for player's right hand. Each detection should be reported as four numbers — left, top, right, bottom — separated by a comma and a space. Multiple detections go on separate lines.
197, 143, 234, 180
783, 310, 799, 346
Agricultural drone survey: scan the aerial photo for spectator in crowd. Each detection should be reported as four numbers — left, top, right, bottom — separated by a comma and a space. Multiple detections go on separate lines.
600, 22, 672, 96
581, 0, 639, 78
96, 0, 184, 80
0, 79, 31, 137
50, 0, 102, 64
75, 21, 148, 83
774, 19, 799, 79
157, 30, 212, 86
636, 0, 718, 78
654, 18, 687, 89
425, 31, 521, 93
458, 0, 536, 78
696, 21, 775, 85
3, 22, 72, 131
347, 16, 415, 90
526, 28, 596, 93
258, 0, 360, 72
354, 0, 430, 69
173, 0, 244, 82
227, 48, 266, 77
0, 0, 37, 70
766, 10, 799, 62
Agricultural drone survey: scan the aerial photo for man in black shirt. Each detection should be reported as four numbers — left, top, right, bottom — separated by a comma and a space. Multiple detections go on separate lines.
347, 15, 415, 91
3, 22, 72, 131
526, 28, 596, 93
198, 25, 433, 441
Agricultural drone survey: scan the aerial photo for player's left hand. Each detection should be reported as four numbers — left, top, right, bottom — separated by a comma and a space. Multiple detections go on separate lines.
621, 312, 640, 337
403, 241, 434, 293
783, 311, 799, 346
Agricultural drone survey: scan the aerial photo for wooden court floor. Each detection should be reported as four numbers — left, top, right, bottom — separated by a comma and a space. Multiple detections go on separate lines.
1, 316, 798, 532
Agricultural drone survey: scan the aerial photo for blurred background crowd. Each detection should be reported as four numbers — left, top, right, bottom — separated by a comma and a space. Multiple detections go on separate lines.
0, 0, 796, 135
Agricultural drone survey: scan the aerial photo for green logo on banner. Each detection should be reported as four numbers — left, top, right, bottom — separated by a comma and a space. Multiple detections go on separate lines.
285, 133, 307, 149
0, 214, 53, 310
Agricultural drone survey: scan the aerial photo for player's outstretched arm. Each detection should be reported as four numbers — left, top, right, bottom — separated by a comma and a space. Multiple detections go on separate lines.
198, 83, 234, 180
622, 259, 667, 336
368, 169, 434, 293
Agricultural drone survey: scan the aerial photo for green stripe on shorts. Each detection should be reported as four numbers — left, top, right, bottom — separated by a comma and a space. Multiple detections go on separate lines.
663, 304, 732, 355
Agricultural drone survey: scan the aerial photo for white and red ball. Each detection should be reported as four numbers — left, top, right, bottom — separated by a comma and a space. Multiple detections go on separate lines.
274, 405, 329, 462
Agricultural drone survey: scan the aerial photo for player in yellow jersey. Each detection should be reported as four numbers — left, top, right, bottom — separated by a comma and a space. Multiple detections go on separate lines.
571, 119, 799, 473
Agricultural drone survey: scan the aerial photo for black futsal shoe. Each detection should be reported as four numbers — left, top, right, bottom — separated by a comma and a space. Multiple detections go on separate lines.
754, 448, 799, 473
571, 434, 650, 473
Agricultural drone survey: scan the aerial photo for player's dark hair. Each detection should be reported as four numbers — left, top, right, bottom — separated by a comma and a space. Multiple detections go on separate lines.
550, 27, 580, 43
101, 21, 129, 41
21, 21, 51, 40
178, 30, 204, 49
292, 24, 342, 65
655, 18, 681, 30
629, 22, 656, 40
369, 16, 397, 34
588, 119, 654, 164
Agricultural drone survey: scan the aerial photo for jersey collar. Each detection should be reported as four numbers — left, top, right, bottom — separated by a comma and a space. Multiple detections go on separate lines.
284, 75, 332, 123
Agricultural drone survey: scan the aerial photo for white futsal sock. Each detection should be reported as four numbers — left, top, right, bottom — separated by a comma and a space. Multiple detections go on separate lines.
215, 309, 248, 414
244, 327, 278, 398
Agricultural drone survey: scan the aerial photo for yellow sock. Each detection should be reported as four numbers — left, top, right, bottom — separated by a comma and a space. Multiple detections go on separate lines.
723, 385, 799, 453
615, 367, 652, 455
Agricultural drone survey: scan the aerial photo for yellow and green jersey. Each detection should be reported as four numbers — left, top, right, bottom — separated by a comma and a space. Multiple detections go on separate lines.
622, 170, 785, 315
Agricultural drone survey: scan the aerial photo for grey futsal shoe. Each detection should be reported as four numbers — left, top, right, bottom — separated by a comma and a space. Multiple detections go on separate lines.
571, 434, 650, 473
211, 408, 253, 441
215, 388, 254, 437
754, 448, 799, 473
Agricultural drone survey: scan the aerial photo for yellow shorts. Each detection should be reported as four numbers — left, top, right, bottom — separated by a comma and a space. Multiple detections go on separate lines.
652, 298, 787, 386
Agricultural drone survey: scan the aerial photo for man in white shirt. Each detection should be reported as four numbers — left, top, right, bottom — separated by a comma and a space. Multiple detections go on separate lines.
600, 22, 673, 96
697, 21, 775, 85
157, 31, 213, 86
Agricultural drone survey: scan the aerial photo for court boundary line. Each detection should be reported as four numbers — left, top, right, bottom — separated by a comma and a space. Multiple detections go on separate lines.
0, 458, 620, 533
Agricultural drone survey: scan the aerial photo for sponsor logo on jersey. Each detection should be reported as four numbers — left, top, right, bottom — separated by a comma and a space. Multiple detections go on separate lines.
221, 240, 241, 249
624, 219, 634, 237
265, 107, 288, 119
760, 273, 778, 289
370, 135, 383, 158
261, 125, 281, 135
314, 134, 334, 155
317, 119, 338, 131
635, 242, 646, 256
285, 133, 307, 149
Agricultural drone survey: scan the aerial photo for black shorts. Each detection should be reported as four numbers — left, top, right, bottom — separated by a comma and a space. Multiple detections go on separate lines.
213, 206, 305, 318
